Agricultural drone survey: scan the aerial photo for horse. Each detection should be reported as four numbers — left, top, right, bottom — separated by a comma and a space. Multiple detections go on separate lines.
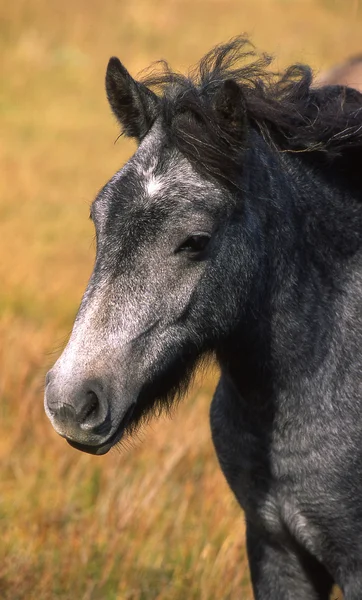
44, 38, 362, 599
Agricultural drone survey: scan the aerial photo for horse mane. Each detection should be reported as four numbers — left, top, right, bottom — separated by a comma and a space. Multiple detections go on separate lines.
141, 37, 362, 185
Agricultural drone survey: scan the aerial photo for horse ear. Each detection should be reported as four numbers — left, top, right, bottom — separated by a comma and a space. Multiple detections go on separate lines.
106, 57, 159, 141
213, 79, 247, 139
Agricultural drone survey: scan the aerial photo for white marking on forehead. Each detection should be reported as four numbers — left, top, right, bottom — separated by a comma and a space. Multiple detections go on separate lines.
133, 139, 165, 199
109, 121, 221, 205
146, 175, 163, 197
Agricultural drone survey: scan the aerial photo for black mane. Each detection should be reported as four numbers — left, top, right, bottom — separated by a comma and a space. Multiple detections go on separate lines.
141, 37, 362, 185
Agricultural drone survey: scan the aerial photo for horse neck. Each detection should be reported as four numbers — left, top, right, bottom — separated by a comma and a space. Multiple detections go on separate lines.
217, 130, 362, 406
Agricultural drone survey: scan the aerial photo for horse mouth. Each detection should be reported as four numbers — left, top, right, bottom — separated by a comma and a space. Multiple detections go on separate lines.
66, 404, 136, 456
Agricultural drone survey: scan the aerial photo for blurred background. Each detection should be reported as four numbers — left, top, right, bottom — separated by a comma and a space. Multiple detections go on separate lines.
1, 0, 362, 598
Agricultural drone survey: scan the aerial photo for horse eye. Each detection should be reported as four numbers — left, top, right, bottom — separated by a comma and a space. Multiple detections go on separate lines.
176, 233, 211, 255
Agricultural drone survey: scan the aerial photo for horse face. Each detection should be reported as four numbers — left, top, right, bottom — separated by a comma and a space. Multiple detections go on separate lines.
44, 54, 258, 454
44, 124, 234, 454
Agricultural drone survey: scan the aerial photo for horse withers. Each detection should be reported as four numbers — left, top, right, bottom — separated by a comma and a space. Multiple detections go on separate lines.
45, 38, 362, 599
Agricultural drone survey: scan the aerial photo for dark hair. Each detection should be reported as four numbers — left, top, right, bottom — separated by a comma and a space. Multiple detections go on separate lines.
141, 37, 362, 186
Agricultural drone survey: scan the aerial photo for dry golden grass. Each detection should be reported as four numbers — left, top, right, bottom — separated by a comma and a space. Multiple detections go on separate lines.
1, 0, 361, 597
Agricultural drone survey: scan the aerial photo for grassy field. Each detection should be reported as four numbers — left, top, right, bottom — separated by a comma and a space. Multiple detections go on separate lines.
1, 0, 362, 598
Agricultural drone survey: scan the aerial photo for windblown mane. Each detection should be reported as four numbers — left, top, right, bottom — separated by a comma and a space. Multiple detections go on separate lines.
141, 37, 362, 185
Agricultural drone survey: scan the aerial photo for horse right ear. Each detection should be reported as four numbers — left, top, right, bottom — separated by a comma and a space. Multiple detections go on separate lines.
213, 79, 247, 142
106, 57, 159, 141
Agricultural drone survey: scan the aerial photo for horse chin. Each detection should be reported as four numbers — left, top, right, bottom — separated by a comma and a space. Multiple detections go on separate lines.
66, 438, 114, 455
66, 403, 136, 456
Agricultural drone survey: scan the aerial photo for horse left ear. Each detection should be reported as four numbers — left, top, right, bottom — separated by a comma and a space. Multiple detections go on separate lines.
106, 57, 159, 141
213, 79, 247, 139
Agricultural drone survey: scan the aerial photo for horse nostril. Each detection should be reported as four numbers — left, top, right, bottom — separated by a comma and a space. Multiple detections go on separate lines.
82, 390, 101, 424
45, 376, 110, 438
78, 390, 103, 429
